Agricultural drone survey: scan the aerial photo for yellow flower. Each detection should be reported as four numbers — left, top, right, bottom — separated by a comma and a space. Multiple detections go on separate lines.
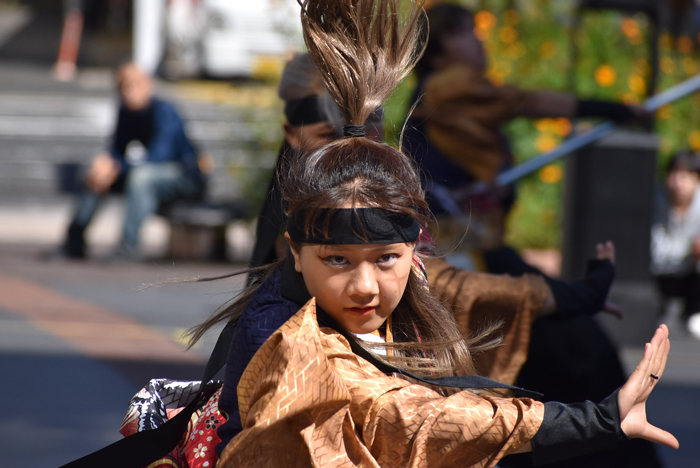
536, 134, 559, 153
475, 11, 497, 31
540, 41, 557, 59
628, 74, 646, 95
539, 165, 563, 184
657, 105, 672, 120
661, 57, 676, 75
535, 118, 556, 132
677, 36, 694, 54
682, 57, 697, 75
595, 64, 617, 87
621, 18, 642, 45
499, 26, 518, 44
554, 118, 572, 137
689, 131, 700, 151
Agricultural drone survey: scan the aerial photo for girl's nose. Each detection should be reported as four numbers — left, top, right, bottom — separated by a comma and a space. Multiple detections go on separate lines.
347, 263, 379, 299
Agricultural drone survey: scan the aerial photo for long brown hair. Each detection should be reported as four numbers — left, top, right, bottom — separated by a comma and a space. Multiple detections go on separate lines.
189, 0, 495, 378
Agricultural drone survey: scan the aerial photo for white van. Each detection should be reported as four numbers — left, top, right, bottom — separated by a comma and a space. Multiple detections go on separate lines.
198, 0, 303, 78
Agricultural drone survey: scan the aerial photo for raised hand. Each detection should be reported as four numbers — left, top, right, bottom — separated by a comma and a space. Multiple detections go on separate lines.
596, 240, 615, 264
618, 324, 679, 449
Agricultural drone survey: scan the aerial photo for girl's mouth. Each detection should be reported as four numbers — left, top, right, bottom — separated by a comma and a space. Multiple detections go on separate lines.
346, 307, 376, 316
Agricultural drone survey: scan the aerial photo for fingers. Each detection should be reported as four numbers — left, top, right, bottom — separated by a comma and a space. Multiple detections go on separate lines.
595, 241, 615, 264
650, 326, 670, 382
640, 424, 680, 450
639, 325, 670, 400
625, 325, 667, 394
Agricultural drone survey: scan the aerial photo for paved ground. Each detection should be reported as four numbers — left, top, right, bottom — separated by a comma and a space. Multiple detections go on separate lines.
0, 243, 244, 467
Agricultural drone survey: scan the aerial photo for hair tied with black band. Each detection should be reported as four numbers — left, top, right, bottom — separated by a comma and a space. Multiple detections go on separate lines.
343, 124, 366, 138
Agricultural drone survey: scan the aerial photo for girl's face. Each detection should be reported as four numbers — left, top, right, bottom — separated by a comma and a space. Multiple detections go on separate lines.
288, 239, 415, 334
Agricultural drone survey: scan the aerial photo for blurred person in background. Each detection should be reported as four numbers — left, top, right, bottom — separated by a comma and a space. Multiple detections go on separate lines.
652, 149, 700, 339
53, 62, 205, 261
247, 53, 384, 278
403, 3, 648, 272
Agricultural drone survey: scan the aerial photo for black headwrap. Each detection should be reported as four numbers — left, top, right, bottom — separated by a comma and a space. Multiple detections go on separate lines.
284, 95, 327, 126
287, 208, 420, 244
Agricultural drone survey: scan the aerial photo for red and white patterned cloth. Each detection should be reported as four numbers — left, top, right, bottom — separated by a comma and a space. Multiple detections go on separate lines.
120, 379, 226, 468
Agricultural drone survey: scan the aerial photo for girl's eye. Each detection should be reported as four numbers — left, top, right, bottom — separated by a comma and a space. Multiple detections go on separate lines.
323, 256, 349, 267
377, 254, 398, 266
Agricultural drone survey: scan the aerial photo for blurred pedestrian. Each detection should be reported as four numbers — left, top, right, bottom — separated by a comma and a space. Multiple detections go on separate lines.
652, 149, 700, 339
54, 62, 205, 260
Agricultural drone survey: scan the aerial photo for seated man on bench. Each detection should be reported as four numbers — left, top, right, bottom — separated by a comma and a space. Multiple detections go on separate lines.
55, 62, 205, 261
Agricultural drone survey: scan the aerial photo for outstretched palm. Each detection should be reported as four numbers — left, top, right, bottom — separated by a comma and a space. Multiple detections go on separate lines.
618, 324, 679, 449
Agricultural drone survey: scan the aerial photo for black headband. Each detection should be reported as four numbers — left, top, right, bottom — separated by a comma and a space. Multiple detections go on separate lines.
284, 95, 326, 126
287, 208, 420, 244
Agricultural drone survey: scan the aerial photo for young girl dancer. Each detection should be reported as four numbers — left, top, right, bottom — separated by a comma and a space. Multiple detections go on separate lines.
188, 1, 678, 467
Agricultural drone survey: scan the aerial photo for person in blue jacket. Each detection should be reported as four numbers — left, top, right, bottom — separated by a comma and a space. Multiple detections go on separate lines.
57, 62, 205, 260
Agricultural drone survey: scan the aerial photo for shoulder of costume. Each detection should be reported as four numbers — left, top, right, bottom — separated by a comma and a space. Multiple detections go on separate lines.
271, 298, 349, 347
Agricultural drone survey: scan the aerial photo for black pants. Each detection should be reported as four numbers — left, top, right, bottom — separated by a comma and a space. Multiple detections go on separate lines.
656, 272, 700, 321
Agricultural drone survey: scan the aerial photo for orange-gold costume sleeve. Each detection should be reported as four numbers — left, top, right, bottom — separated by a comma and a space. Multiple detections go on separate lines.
416, 64, 541, 182
219, 299, 544, 468
424, 257, 548, 385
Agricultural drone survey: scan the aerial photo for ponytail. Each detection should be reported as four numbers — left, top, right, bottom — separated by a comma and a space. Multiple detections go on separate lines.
297, 0, 427, 128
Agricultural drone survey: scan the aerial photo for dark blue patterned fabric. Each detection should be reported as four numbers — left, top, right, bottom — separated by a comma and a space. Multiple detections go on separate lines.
215, 267, 302, 455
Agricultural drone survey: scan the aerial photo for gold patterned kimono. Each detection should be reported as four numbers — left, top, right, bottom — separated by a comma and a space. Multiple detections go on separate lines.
424, 257, 548, 386
218, 298, 544, 468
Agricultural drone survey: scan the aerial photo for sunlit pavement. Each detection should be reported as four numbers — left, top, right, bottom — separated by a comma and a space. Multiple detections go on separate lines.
0, 243, 244, 467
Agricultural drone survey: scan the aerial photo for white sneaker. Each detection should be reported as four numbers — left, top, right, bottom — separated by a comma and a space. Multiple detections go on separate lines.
687, 312, 700, 340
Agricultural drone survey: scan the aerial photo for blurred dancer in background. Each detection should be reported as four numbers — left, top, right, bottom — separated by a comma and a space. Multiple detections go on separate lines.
404, 3, 647, 268
247, 53, 383, 277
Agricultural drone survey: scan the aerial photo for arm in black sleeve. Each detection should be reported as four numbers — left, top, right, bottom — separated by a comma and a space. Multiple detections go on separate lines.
545, 259, 614, 316
576, 99, 636, 122
531, 388, 628, 466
